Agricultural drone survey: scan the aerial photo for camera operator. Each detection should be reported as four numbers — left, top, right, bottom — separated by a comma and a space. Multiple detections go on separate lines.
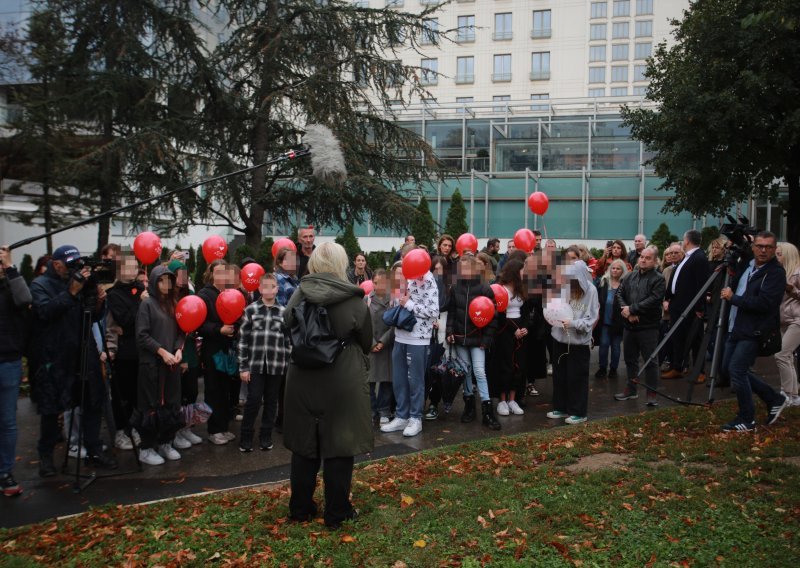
30, 245, 117, 476
0, 246, 32, 496
719, 231, 788, 432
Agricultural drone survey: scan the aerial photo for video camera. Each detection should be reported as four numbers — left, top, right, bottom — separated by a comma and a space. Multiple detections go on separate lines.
720, 215, 758, 250
66, 256, 116, 285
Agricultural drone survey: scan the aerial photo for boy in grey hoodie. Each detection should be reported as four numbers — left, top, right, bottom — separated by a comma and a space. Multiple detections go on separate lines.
547, 260, 599, 424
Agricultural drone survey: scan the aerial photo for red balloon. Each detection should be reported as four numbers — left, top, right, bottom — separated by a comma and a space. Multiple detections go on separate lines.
271, 237, 297, 259
469, 296, 496, 329
528, 192, 550, 216
133, 232, 162, 265
175, 296, 207, 334
215, 289, 246, 325
402, 249, 431, 280
455, 233, 478, 256
241, 262, 266, 292
490, 283, 509, 313
202, 235, 228, 263
514, 228, 536, 254
359, 279, 375, 295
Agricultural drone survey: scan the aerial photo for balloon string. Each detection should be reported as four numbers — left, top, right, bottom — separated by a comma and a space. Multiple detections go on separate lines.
541, 221, 548, 240
557, 327, 570, 366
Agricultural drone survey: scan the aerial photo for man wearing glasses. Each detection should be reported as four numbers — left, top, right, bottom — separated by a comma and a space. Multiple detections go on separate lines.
719, 231, 787, 432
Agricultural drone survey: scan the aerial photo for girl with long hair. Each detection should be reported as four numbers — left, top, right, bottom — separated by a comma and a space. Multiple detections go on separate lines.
347, 252, 373, 285
595, 239, 632, 277
593, 258, 628, 379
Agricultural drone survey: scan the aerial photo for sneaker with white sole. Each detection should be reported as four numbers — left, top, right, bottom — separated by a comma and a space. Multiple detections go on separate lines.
766, 394, 788, 425
496, 401, 510, 416
158, 444, 181, 461
508, 400, 524, 415
380, 417, 408, 433
131, 429, 142, 446
379, 416, 391, 425
114, 431, 133, 450
565, 415, 587, 425
546, 410, 568, 419
172, 432, 192, 450
791, 395, 800, 407
222, 431, 236, 441
181, 428, 203, 445
208, 433, 229, 445
721, 419, 756, 432
68, 445, 87, 459
139, 448, 165, 466
402, 418, 422, 437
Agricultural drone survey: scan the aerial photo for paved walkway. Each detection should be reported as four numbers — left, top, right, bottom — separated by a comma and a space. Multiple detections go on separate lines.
2, 351, 781, 529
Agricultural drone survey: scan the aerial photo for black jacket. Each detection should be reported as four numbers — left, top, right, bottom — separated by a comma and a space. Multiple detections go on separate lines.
728, 256, 785, 340
445, 278, 497, 348
666, 248, 710, 316
197, 284, 238, 357
594, 280, 624, 341
614, 267, 666, 330
0, 266, 32, 362
106, 279, 146, 361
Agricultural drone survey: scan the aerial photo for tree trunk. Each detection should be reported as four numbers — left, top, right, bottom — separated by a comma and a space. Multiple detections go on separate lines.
42, 183, 53, 253
786, 172, 800, 247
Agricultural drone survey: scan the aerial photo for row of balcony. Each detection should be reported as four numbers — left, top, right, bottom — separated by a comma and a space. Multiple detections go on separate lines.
422, 72, 552, 86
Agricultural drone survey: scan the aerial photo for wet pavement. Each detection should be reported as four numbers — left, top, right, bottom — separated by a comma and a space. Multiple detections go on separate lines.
1, 351, 782, 529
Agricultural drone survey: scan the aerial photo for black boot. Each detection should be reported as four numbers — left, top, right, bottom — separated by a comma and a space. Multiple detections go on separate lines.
460, 396, 476, 423
39, 453, 56, 478
482, 401, 501, 431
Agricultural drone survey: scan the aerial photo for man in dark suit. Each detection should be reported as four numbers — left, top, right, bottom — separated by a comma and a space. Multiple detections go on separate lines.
662, 230, 710, 379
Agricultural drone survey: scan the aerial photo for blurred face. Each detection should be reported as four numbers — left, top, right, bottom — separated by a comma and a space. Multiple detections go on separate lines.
279, 251, 297, 273
374, 274, 389, 296
639, 249, 657, 271
565, 251, 579, 263
439, 239, 452, 256
545, 240, 557, 251
157, 274, 172, 296
118, 256, 139, 282
175, 269, 188, 288
299, 229, 315, 250
507, 241, 516, 254
432, 262, 444, 276
406, 235, 415, 245
393, 267, 406, 297
611, 243, 623, 258
259, 278, 278, 302
355, 255, 367, 270
752, 236, 776, 266
459, 257, 476, 278
212, 264, 228, 288
610, 264, 623, 279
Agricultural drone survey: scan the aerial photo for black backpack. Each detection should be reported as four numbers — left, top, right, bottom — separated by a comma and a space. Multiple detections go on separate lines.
288, 298, 348, 368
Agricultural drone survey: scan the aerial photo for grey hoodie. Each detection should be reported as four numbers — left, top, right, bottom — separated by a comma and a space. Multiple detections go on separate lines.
551, 260, 599, 346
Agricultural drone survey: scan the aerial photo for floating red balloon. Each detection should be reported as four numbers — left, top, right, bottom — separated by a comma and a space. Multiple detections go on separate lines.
490, 283, 509, 313
469, 296, 496, 329
271, 237, 297, 259
359, 279, 375, 296
514, 228, 536, 254
455, 233, 478, 256
202, 235, 228, 263
241, 262, 266, 292
216, 289, 246, 325
402, 249, 431, 280
133, 231, 162, 265
175, 295, 208, 333
528, 191, 550, 216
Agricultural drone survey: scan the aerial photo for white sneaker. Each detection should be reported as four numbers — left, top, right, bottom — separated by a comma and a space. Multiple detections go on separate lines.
181, 428, 203, 445
402, 418, 422, 437
131, 429, 142, 446
222, 431, 236, 441
68, 445, 87, 459
508, 400, 525, 415
565, 415, 587, 425
208, 433, 229, 445
379, 416, 390, 425
172, 432, 192, 450
380, 417, 408, 433
158, 444, 181, 461
114, 431, 133, 450
546, 410, 568, 419
792, 395, 800, 407
496, 401, 510, 416
235, 414, 243, 422
139, 448, 165, 466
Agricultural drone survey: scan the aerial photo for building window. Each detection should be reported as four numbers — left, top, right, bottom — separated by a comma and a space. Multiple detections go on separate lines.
456, 56, 475, 84
591, 2, 608, 19
636, 0, 654, 15
613, 0, 630, 17
493, 95, 510, 112
611, 87, 628, 96
530, 51, 551, 80
494, 13, 513, 41
611, 65, 628, 82
611, 44, 629, 61
353, 0, 369, 7
588, 87, 606, 97
635, 20, 653, 37
634, 42, 652, 59
590, 23, 607, 40
492, 54, 512, 82
633, 85, 647, 95
386, 0, 403, 7
421, 58, 438, 85
589, 45, 606, 62
456, 96, 474, 113
531, 93, 549, 111
386, 60, 403, 86
354, 60, 369, 86
457, 15, 475, 42
421, 18, 438, 45
612, 22, 629, 38
588, 66, 606, 83
531, 10, 551, 39
634, 64, 647, 81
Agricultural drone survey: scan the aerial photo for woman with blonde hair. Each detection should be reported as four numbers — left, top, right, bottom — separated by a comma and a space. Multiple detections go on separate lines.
593, 258, 628, 379
775, 242, 800, 407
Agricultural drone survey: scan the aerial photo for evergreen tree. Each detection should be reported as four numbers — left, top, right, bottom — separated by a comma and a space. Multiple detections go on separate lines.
444, 189, 469, 238
410, 196, 437, 251
20, 254, 34, 284
650, 223, 679, 256
256, 238, 274, 272
335, 223, 362, 263
193, 244, 207, 290
186, 246, 196, 275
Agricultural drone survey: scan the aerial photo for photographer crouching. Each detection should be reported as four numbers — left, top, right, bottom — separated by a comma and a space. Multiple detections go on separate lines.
720, 231, 788, 432
30, 245, 117, 476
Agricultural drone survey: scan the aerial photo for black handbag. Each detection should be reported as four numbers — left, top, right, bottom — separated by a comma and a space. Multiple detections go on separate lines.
382, 305, 418, 332
757, 328, 781, 357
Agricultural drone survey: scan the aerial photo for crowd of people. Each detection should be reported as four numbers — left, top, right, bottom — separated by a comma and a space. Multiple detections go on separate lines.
1, 226, 797, 526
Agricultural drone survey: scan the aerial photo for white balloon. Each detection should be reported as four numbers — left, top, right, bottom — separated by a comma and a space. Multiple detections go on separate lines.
543, 298, 574, 327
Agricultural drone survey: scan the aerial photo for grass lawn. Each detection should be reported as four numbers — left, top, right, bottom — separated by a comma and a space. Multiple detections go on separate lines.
3, 400, 799, 566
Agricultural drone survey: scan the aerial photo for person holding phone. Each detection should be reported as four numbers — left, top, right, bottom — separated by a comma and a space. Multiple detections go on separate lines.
595, 239, 632, 279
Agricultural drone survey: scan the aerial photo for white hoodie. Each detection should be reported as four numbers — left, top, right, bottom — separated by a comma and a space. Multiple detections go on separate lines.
551, 260, 600, 346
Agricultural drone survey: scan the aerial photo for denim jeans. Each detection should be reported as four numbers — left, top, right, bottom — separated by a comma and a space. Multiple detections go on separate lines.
392, 342, 429, 420
369, 382, 392, 418
0, 360, 22, 475
598, 325, 622, 371
454, 345, 490, 402
722, 336, 781, 423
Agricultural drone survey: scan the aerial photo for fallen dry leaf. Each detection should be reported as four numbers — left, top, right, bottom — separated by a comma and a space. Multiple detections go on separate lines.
340, 534, 356, 543
413, 539, 427, 548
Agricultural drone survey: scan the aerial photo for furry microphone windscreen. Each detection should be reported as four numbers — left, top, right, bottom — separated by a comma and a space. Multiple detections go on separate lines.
304, 124, 347, 184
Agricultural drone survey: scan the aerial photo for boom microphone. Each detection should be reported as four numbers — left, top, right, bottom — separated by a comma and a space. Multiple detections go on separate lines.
304, 123, 347, 184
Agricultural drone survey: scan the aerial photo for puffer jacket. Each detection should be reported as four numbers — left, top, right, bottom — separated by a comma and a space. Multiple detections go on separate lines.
781, 268, 800, 326
445, 276, 497, 348
0, 265, 32, 362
